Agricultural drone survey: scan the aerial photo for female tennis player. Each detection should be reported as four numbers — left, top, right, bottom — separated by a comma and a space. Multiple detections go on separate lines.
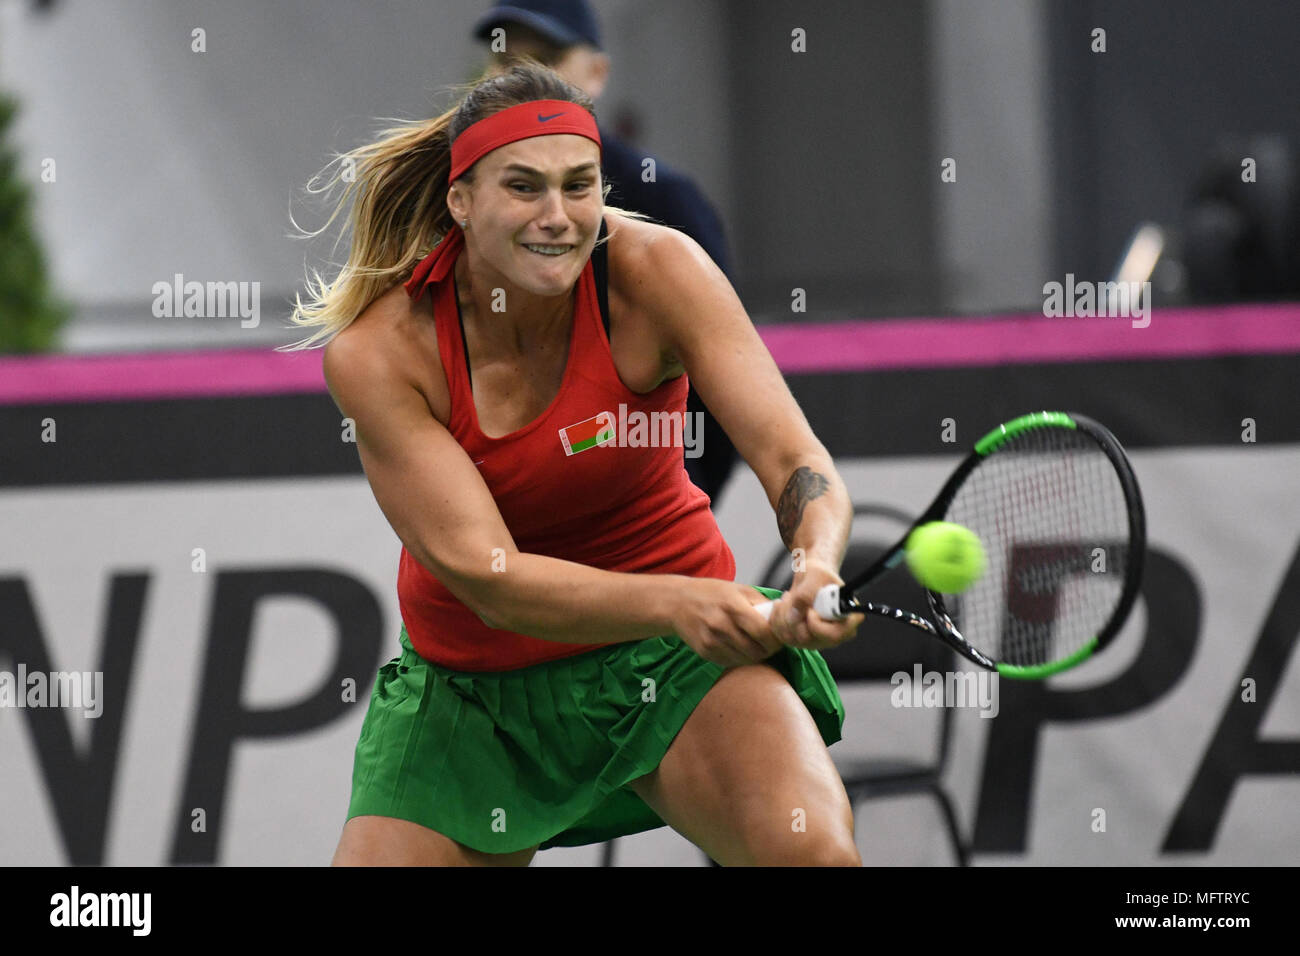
286, 62, 864, 866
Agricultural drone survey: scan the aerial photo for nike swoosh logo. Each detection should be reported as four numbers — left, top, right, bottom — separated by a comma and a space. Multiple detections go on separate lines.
537, 112, 564, 122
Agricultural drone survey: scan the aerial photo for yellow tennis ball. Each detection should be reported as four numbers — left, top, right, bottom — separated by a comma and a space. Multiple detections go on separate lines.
905, 521, 986, 593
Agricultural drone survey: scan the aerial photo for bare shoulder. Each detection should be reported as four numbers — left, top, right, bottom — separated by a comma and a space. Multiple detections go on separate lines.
323, 282, 448, 423
603, 212, 740, 376
604, 213, 722, 310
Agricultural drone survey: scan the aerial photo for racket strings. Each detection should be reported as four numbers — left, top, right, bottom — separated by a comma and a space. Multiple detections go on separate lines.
944, 426, 1131, 668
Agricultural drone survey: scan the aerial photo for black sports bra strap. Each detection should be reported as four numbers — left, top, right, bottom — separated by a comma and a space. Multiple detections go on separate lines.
452, 274, 473, 389
592, 216, 611, 340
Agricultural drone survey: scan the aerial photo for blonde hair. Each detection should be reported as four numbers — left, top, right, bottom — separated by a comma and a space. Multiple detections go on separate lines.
280, 61, 647, 352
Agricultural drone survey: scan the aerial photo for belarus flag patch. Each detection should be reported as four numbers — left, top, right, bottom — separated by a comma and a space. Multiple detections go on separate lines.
559, 411, 615, 456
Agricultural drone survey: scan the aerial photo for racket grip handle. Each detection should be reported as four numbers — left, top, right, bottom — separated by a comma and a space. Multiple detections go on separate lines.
751, 585, 846, 622
814, 584, 844, 620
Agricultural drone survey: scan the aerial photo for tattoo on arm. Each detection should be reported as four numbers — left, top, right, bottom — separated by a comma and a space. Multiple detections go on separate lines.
776, 467, 829, 549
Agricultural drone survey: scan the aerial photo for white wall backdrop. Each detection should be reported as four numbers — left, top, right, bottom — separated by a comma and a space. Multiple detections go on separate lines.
0, 0, 734, 344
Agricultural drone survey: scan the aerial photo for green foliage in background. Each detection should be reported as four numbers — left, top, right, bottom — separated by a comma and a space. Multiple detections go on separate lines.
0, 92, 69, 353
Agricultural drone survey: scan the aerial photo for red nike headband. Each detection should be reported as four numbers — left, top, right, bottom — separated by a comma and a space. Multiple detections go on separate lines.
449, 100, 602, 184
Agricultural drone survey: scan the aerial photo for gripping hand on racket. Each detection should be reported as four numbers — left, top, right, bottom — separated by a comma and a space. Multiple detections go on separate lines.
765, 557, 865, 651
668, 579, 788, 668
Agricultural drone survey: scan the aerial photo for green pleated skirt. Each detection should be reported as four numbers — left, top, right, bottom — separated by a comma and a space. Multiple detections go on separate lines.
345, 585, 846, 855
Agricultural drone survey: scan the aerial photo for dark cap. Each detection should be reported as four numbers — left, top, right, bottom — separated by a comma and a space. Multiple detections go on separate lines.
472, 0, 602, 51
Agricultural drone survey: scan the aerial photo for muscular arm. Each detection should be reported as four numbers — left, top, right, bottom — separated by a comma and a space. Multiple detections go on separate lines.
776, 465, 839, 558
619, 222, 854, 574
770, 458, 852, 576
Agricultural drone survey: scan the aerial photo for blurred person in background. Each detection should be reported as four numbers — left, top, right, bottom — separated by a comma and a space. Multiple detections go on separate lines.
472, 0, 739, 505
1182, 136, 1300, 302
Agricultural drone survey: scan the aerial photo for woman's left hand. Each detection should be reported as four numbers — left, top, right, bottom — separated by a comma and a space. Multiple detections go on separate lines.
765, 557, 865, 650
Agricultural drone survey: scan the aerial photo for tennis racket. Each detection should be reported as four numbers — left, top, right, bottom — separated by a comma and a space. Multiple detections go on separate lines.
754, 411, 1146, 679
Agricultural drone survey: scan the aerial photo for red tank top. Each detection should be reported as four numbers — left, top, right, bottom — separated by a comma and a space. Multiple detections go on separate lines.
396, 223, 737, 671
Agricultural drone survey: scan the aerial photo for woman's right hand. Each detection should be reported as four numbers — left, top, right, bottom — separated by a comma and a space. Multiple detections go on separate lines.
668, 578, 785, 668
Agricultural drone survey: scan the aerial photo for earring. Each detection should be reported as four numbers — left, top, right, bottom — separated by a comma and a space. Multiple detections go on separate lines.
461, 219, 469, 229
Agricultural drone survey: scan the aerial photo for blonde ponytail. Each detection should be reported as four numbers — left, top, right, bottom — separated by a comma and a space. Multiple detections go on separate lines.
279, 106, 459, 351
